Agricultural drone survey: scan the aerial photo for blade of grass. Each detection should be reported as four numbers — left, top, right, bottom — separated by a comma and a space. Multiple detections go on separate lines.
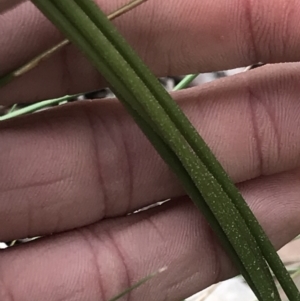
7, 103, 17, 114
173, 74, 198, 91
0, 93, 82, 121
108, 267, 167, 301
1, 73, 196, 120
108, 0, 148, 20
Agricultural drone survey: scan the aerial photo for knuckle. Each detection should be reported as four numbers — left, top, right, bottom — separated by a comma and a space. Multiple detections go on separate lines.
78, 226, 132, 301
245, 76, 281, 176
241, 0, 298, 63
241, 0, 260, 63
83, 105, 134, 216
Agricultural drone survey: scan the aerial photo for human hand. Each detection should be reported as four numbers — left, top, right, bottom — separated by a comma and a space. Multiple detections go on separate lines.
1, 1, 300, 300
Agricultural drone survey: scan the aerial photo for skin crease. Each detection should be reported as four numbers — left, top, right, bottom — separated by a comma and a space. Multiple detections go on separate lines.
0, 0, 25, 12
1, 0, 300, 300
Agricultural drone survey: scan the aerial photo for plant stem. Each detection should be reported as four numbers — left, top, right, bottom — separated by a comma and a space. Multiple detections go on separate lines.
173, 74, 198, 91
0, 0, 147, 89
109, 267, 166, 301
7, 103, 18, 114
108, 0, 148, 20
0, 93, 81, 121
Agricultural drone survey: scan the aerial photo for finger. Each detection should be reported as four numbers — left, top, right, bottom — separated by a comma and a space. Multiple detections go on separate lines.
1, 168, 300, 301
1, 63, 300, 241
1, 0, 300, 103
